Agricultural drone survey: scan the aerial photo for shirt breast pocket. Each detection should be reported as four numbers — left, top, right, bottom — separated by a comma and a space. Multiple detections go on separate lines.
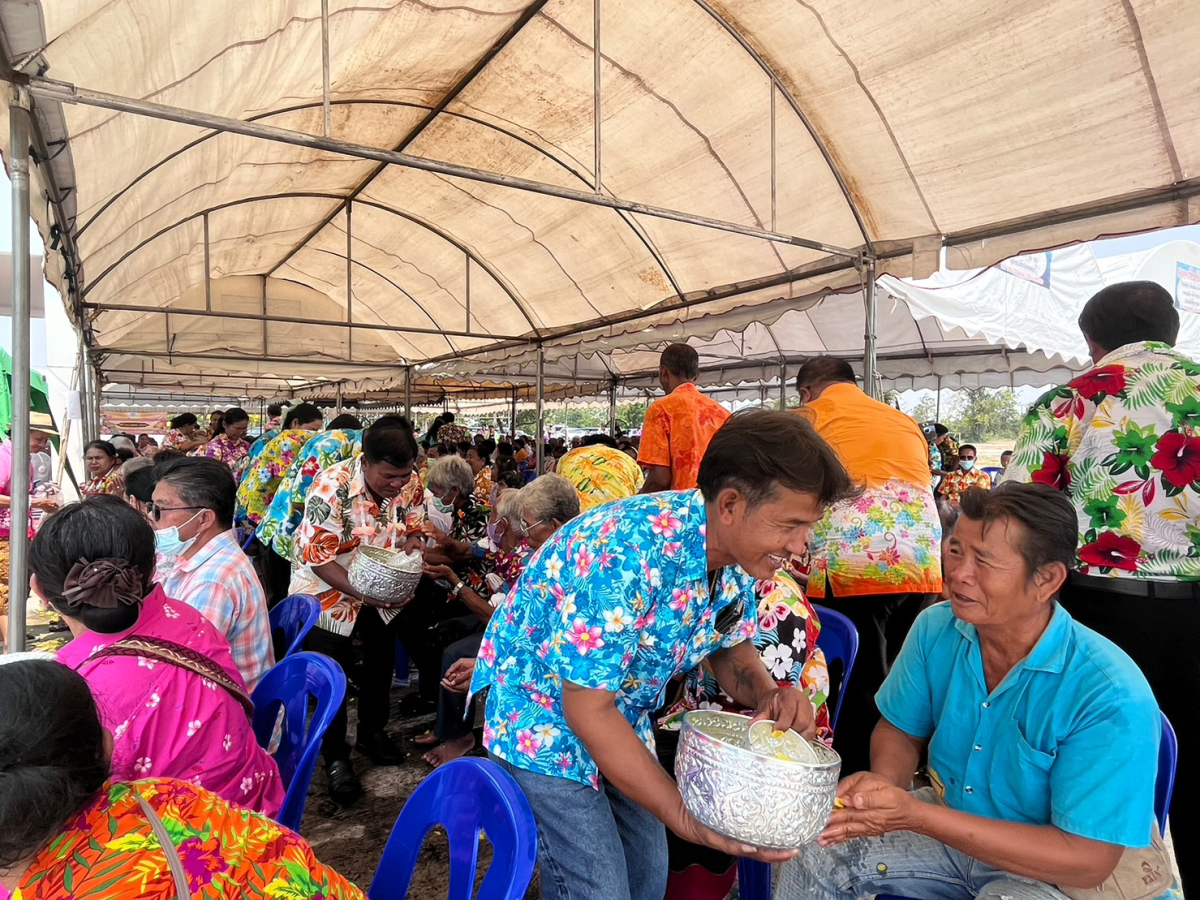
993, 719, 1056, 824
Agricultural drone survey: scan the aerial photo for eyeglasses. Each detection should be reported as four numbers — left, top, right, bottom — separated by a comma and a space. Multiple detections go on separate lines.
146, 501, 207, 522
516, 518, 544, 537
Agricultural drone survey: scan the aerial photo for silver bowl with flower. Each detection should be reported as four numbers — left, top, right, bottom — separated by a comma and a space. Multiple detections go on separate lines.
674, 710, 840, 849
348, 546, 423, 608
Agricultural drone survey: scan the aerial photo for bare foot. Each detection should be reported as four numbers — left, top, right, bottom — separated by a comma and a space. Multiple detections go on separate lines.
412, 730, 440, 747
422, 734, 476, 767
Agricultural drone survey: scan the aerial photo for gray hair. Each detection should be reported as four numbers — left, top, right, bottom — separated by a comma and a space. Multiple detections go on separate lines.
494, 487, 524, 524
426, 455, 475, 498
519, 474, 581, 525
121, 456, 155, 479
110, 436, 137, 455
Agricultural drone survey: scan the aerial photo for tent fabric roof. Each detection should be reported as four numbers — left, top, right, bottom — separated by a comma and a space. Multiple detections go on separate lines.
2, 1, 1199, 393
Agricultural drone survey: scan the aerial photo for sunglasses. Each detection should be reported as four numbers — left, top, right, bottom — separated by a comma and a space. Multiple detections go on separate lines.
146, 501, 207, 523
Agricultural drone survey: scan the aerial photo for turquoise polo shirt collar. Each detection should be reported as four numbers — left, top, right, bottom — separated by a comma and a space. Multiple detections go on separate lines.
953, 601, 1072, 691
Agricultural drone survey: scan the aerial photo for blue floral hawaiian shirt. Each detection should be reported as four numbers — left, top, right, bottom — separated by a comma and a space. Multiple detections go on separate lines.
470, 489, 759, 788
256, 429, 362, 560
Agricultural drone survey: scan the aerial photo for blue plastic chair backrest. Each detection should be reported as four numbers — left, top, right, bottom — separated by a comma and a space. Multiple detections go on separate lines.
982, 466, 1003, 484
1156, 711, 1177, 833
368, 758, 538, 900
250, 651, 345, 832
269, 593, 321, 660
810, 604, 860, 730
869, 711, 1178, 900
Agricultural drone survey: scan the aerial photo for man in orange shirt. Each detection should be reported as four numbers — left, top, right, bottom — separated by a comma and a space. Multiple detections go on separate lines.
795, 357, 942, 773
638, 344, 731, 492
937, 443, 993, 506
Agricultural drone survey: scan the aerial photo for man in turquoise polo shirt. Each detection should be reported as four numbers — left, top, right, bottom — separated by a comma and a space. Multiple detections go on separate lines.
777, 483, 1169, 900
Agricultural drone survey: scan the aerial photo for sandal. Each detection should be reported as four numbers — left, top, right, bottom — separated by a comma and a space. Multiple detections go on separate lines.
412, 730, 440, 747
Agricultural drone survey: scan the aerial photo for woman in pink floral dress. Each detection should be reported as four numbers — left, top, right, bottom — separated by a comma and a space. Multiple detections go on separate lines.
203, 407, 252, 479
29, 494, 283, 817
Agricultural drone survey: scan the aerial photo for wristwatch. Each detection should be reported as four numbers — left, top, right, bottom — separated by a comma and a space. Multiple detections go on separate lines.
449, 580, 464, 598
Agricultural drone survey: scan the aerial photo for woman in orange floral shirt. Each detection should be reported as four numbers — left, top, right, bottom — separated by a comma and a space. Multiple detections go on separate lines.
0, 659, 364, 900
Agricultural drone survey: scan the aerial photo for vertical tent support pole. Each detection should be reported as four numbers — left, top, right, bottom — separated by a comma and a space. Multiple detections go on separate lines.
779, 358, 787, 410
863, 256, 879, 399
510, 387, 517, 438
92, 363, 102, 436
320, 0, 332, 138
345, 202, 353, 361
935, 375, 943, 421
8, 88, 31, 654
608, 378, 618, 435
78, 340, 91, 440
335, 382, 343, 415
404, 365, 412, 424
536, 345, 545, 473
593, 0, 602, 192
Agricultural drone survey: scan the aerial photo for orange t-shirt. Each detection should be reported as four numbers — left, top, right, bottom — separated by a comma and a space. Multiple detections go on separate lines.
796, 383, 930, 487
638, 383, 731, 490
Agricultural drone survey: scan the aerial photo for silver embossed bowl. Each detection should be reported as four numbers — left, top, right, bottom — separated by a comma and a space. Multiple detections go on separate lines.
675, 710, 841, 849
347, 546, 423, 608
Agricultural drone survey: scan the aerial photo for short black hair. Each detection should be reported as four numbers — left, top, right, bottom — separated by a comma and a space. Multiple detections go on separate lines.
1078, 281, 1179, 352
698, 410, 859, 508
328, 413, 363, 430
958, 444, 978, 456
124, 466, 157, 504
456, 440, 473, 457
934, 423, 949, 437
268, 402, 285, 417
0, 661, 110, 868
153, 456, 236, 529
169, 412, 197, 429
373, 414, 411, 432
497, 441, 514, 458
29, 495, 156, 633
959, 482, 1077, 588
581, 433, 618, 449
442, 412, 456, 423
1000, 450, 1014, 461
223, 406, 249, 426
84, 440, 117, 459
283, 402, 324, 429
795, 356, 856, 391
363, 420, 418, 469
660, 343, 700, 380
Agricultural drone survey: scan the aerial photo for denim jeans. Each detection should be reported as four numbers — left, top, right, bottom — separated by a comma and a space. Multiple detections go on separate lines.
773, 789, 1073, 900
491, 754, 668, 900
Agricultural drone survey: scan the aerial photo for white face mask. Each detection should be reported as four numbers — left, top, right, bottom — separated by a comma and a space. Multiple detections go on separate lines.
960, 460, 976, 471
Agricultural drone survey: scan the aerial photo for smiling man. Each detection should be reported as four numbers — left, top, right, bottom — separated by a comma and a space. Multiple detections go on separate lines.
471, 410, 857, 900
776, 483, 1168, 900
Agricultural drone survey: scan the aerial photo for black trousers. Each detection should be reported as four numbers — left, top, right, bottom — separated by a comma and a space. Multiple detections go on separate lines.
435, 632, 485, 741
393, 576, 475, 702
816, 588, 926, 775
305, 606, 397, 763
1059, 582, 1198, 896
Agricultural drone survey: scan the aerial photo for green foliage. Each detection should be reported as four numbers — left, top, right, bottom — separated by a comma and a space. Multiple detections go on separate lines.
944, 388, 1022, 442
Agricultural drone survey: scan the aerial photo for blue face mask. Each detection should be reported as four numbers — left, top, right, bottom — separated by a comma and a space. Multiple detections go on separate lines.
154, 509, 202, 559
960, 460, 976, 471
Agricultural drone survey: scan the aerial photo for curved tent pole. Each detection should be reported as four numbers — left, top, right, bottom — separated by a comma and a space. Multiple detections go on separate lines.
7, 88, 31, 654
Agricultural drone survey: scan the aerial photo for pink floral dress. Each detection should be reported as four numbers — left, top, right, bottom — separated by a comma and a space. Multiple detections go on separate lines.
57, 584, 284, 817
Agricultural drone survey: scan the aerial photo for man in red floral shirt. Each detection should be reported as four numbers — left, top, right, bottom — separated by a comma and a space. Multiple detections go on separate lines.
1003, 280, 1200, 894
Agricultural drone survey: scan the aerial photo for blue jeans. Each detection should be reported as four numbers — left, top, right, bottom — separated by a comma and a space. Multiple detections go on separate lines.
492, 754, 668, 900
773, 789, 1072, 900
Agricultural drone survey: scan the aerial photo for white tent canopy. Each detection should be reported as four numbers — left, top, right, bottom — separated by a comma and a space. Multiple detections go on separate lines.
0, 0, 1198, 396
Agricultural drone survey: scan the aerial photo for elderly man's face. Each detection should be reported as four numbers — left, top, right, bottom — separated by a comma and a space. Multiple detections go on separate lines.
363, 458, 414, 501
944, 515, 1044, 629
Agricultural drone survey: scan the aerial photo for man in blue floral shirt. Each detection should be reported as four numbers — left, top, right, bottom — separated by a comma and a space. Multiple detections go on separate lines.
472, 411, 857, 900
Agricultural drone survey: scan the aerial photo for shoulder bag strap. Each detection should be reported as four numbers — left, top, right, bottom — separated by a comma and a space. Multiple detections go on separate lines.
134, 793, 191, 900
86, 636, 254, 719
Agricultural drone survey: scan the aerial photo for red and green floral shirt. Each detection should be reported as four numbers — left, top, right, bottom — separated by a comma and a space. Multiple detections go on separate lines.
1003, 340, 1200, 581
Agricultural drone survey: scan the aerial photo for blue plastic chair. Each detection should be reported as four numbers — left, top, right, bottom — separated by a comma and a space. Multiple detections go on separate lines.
738, 604, 861, 900
251, 651, 346, 832
809, 604, 860, 729
368, 757, 538, 900
982, 466, 1003, 485
871, 711, 1178, 900
269, 593, 321, 660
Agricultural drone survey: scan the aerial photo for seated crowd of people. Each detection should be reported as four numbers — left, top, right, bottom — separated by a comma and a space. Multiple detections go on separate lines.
0, 280, 1190, 900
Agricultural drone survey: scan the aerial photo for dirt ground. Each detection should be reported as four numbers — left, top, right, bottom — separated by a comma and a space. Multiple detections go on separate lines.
297, 684, 541, 899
